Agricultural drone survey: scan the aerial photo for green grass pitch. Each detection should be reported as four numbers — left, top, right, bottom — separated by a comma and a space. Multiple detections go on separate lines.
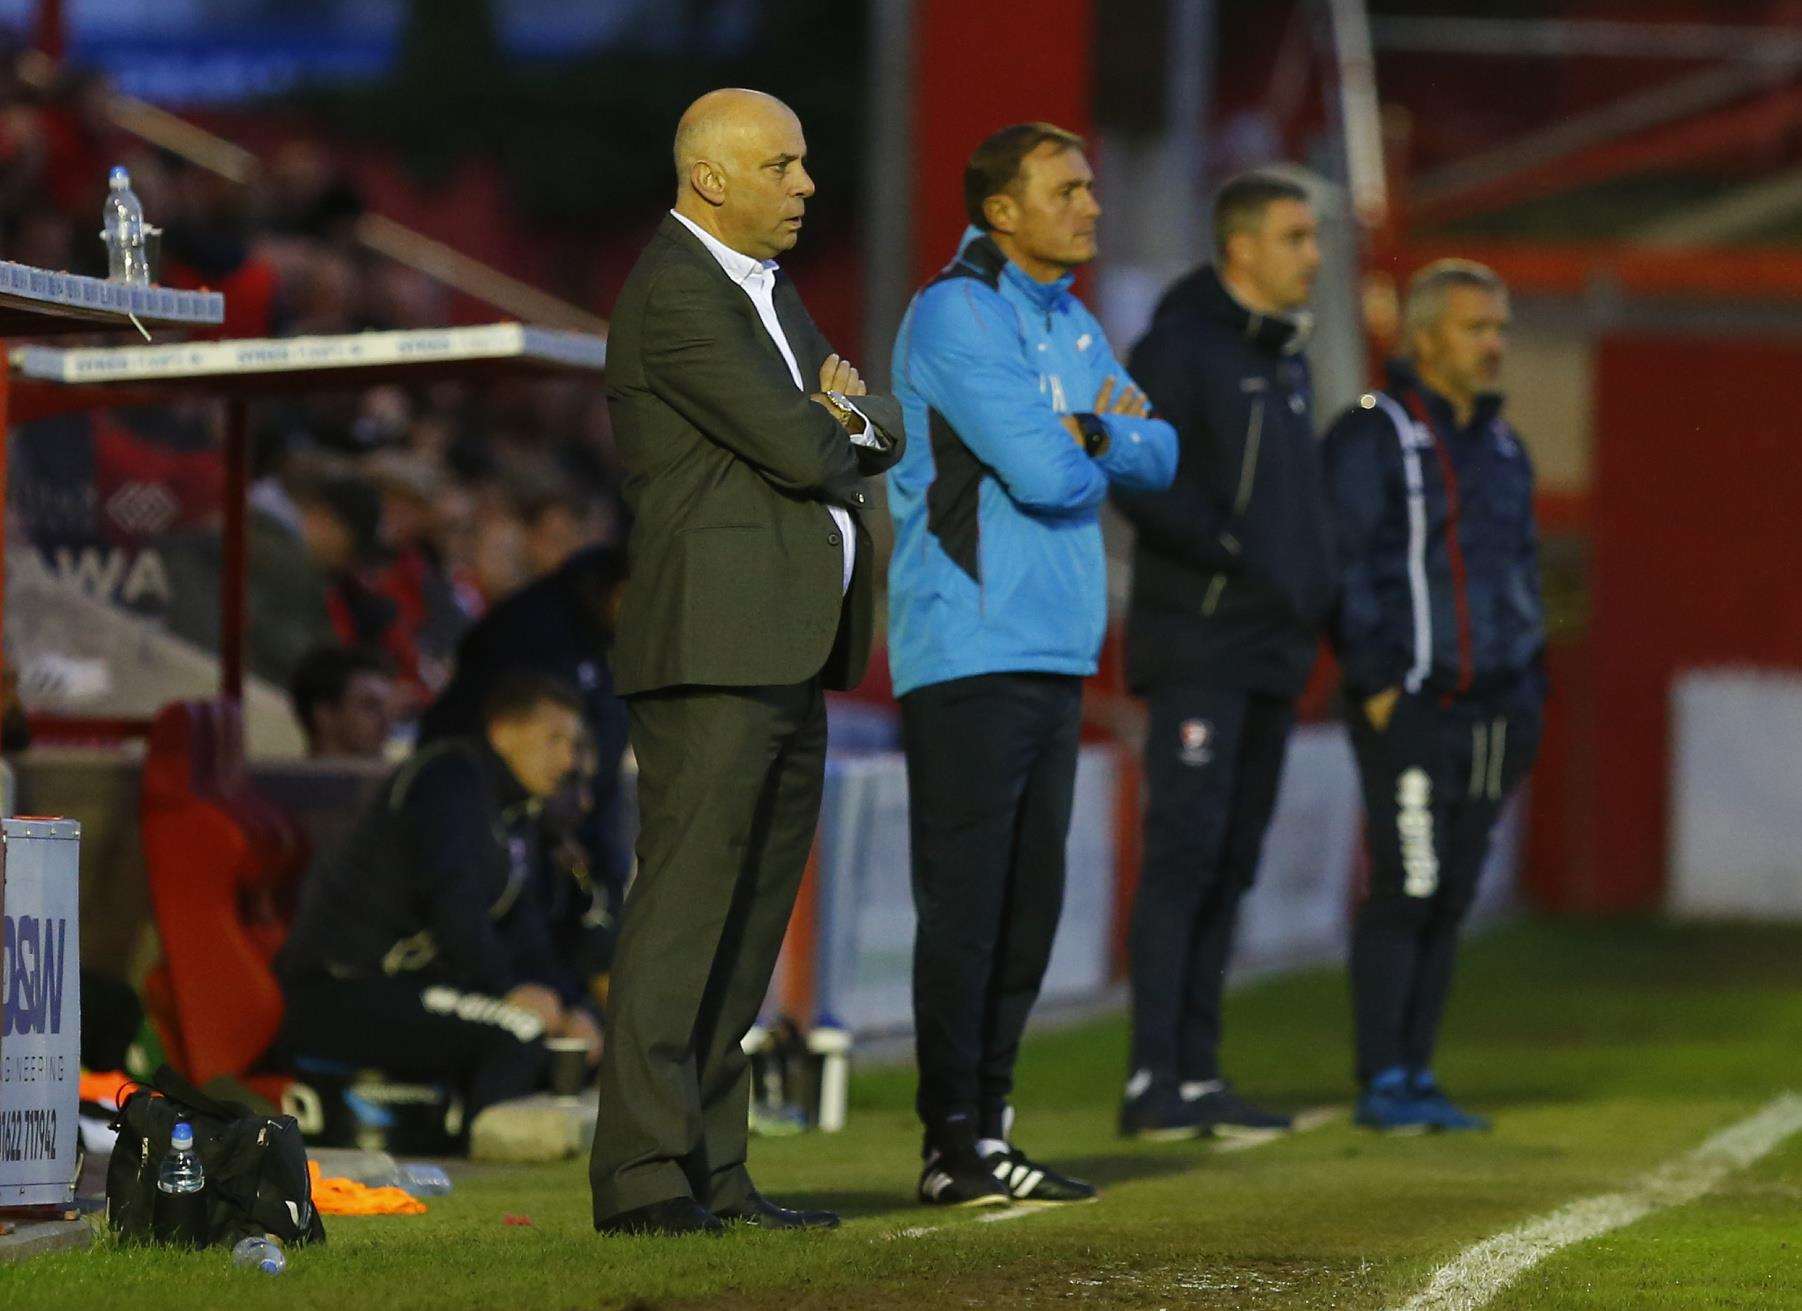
13, 918, 1802, 1309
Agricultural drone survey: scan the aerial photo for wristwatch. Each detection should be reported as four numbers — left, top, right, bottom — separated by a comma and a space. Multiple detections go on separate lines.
1073, 411, 1110, 458
826, 390, 865, 433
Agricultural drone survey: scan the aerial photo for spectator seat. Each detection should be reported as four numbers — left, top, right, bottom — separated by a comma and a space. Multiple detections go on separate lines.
139, 698, 308, 1105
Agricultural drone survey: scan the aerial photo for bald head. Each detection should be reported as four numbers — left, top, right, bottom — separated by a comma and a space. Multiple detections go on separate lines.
671, 88, 815, 261
674, 89, 794, 178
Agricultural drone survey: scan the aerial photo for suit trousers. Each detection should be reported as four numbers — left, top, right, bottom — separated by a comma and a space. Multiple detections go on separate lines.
588, 679, 826, 1223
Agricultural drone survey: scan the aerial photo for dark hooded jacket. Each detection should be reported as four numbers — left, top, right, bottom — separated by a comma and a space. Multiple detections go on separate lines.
1114, 266, 1336, 697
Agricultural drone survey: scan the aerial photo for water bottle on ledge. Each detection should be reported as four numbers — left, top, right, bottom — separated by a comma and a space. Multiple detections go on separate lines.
153, 1120, 207, 1248
101, 166, 150, 285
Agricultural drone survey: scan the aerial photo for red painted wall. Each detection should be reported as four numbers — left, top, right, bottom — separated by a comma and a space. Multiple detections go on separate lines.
909, 0, 1095, 288
1587, 333, 1802, 910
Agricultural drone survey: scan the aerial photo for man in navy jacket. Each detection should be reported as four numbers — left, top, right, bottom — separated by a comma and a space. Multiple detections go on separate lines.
1323, 259, 1546, 1133
280, 672, 587, 1118
420, 544, 631, 983
1113, 172, 1334, 1140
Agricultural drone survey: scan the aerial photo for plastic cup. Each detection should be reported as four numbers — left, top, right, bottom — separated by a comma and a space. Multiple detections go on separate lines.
547, 1038, 590, 1097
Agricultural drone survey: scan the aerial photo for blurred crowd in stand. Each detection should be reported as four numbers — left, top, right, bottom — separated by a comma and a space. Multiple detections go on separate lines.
0, 43, 628, 736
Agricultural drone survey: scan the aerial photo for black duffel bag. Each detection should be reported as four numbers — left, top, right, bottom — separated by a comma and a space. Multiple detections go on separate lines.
106, 1064, 327, 1249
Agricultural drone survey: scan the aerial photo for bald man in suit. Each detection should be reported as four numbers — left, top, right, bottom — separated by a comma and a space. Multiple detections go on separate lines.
589, 88, 904, 1237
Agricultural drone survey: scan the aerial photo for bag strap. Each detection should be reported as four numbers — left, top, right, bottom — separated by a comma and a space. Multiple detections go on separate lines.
107, 1078, 153, 1132
151, 1063, 253, 1122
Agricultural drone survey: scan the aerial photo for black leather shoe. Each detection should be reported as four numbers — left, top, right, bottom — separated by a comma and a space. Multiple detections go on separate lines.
596, 1197, 725, 1237
715, 1190, 841, 1230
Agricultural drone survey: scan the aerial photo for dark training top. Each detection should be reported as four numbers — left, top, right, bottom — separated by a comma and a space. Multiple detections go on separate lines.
278, 738, 569, 1002
417, 544, 633, 943
1114, 265, 1337, 700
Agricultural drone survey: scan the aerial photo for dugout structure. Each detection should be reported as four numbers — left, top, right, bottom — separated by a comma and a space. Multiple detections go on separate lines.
2, 324, 608, 1113
5, 322, 607, 732
0, 257, 222, 1227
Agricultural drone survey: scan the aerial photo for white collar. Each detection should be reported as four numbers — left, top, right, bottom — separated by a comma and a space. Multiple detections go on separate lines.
670, 209, 776, 286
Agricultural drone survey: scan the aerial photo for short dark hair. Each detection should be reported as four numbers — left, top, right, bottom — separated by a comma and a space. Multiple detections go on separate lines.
1212, 170, 1311, 262
964, 122, 1086, 230
292, 474, 383, 561
290, 645, 389, 736
481, 669, 583, 728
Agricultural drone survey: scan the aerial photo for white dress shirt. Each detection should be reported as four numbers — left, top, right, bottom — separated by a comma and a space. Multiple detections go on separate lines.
669, 209, 876, 593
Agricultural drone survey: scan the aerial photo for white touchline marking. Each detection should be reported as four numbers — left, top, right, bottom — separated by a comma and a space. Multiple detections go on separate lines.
899, 1106, 1347, 1237
1394, 1092, 1802, 1311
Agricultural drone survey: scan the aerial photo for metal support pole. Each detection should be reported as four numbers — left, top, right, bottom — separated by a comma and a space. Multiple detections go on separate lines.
0, 341, 11, 706
861, 0, 916, 386
220, 398, 248, 702
1323, 0, 1388, 230
35, 0, 65, 63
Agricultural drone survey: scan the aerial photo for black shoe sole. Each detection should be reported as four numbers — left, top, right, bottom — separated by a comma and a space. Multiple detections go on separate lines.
1206, 1122, 1293, 1139
1004, 1191, 1100, 1207
724, 1216, 842, 1230
1120, 1123, 1207, 1142
918, 1190, 1012, 1209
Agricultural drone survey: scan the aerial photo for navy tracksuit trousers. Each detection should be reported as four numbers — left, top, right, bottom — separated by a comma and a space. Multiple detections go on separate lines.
1127, 686, 1295, 1088
1348, 690, 1541, 1082
902, 672, 1083, 1142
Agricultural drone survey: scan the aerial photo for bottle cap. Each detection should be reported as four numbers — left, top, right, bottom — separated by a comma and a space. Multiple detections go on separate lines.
170, 1121, 194, 1150
109, 166, 130, 188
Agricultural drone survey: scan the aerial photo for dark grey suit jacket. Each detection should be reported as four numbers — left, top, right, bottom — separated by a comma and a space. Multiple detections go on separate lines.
606, 214, 904, 695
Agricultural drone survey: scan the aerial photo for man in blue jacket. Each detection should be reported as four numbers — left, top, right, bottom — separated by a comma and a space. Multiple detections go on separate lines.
1112, 171, 1334, 1140
890, 122, 1177, 1208
1323, 259, 1546, 1132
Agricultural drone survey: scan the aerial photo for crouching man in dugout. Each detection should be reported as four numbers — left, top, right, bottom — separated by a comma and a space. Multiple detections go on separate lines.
1322, 259, 1548, 1133
278, 671, 601, 1117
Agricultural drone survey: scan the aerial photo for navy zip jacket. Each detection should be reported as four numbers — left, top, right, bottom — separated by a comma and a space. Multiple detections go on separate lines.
418, 545, 631, 952
1323, 360, 1546, 707
1114, 265, 1336, 698
278, 739, 566, 1001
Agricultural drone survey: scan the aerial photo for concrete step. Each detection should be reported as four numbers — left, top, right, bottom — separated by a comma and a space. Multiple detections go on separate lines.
469, 1091, 598, 1164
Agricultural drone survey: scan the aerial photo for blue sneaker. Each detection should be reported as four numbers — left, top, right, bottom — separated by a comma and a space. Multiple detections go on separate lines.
1355, 1066, 1435, 1134
1410, 1071, 1492, 1132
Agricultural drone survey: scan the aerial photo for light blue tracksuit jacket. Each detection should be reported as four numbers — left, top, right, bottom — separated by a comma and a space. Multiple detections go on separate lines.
887, 228, 1178, 697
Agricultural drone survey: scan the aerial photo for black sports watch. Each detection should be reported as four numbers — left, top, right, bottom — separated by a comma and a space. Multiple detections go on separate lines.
1072, 411, 1110, 458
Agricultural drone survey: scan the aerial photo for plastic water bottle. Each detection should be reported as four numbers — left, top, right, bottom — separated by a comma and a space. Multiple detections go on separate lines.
808, 1016, 854, 1134
153, 1120, 207, 1248
400, 1163, 452, 1197
100, 165, 149, 285
231, 1235, 286, 1276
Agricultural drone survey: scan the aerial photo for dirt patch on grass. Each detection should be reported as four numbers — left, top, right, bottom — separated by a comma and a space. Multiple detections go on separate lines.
643, 1256, 1380, 1310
